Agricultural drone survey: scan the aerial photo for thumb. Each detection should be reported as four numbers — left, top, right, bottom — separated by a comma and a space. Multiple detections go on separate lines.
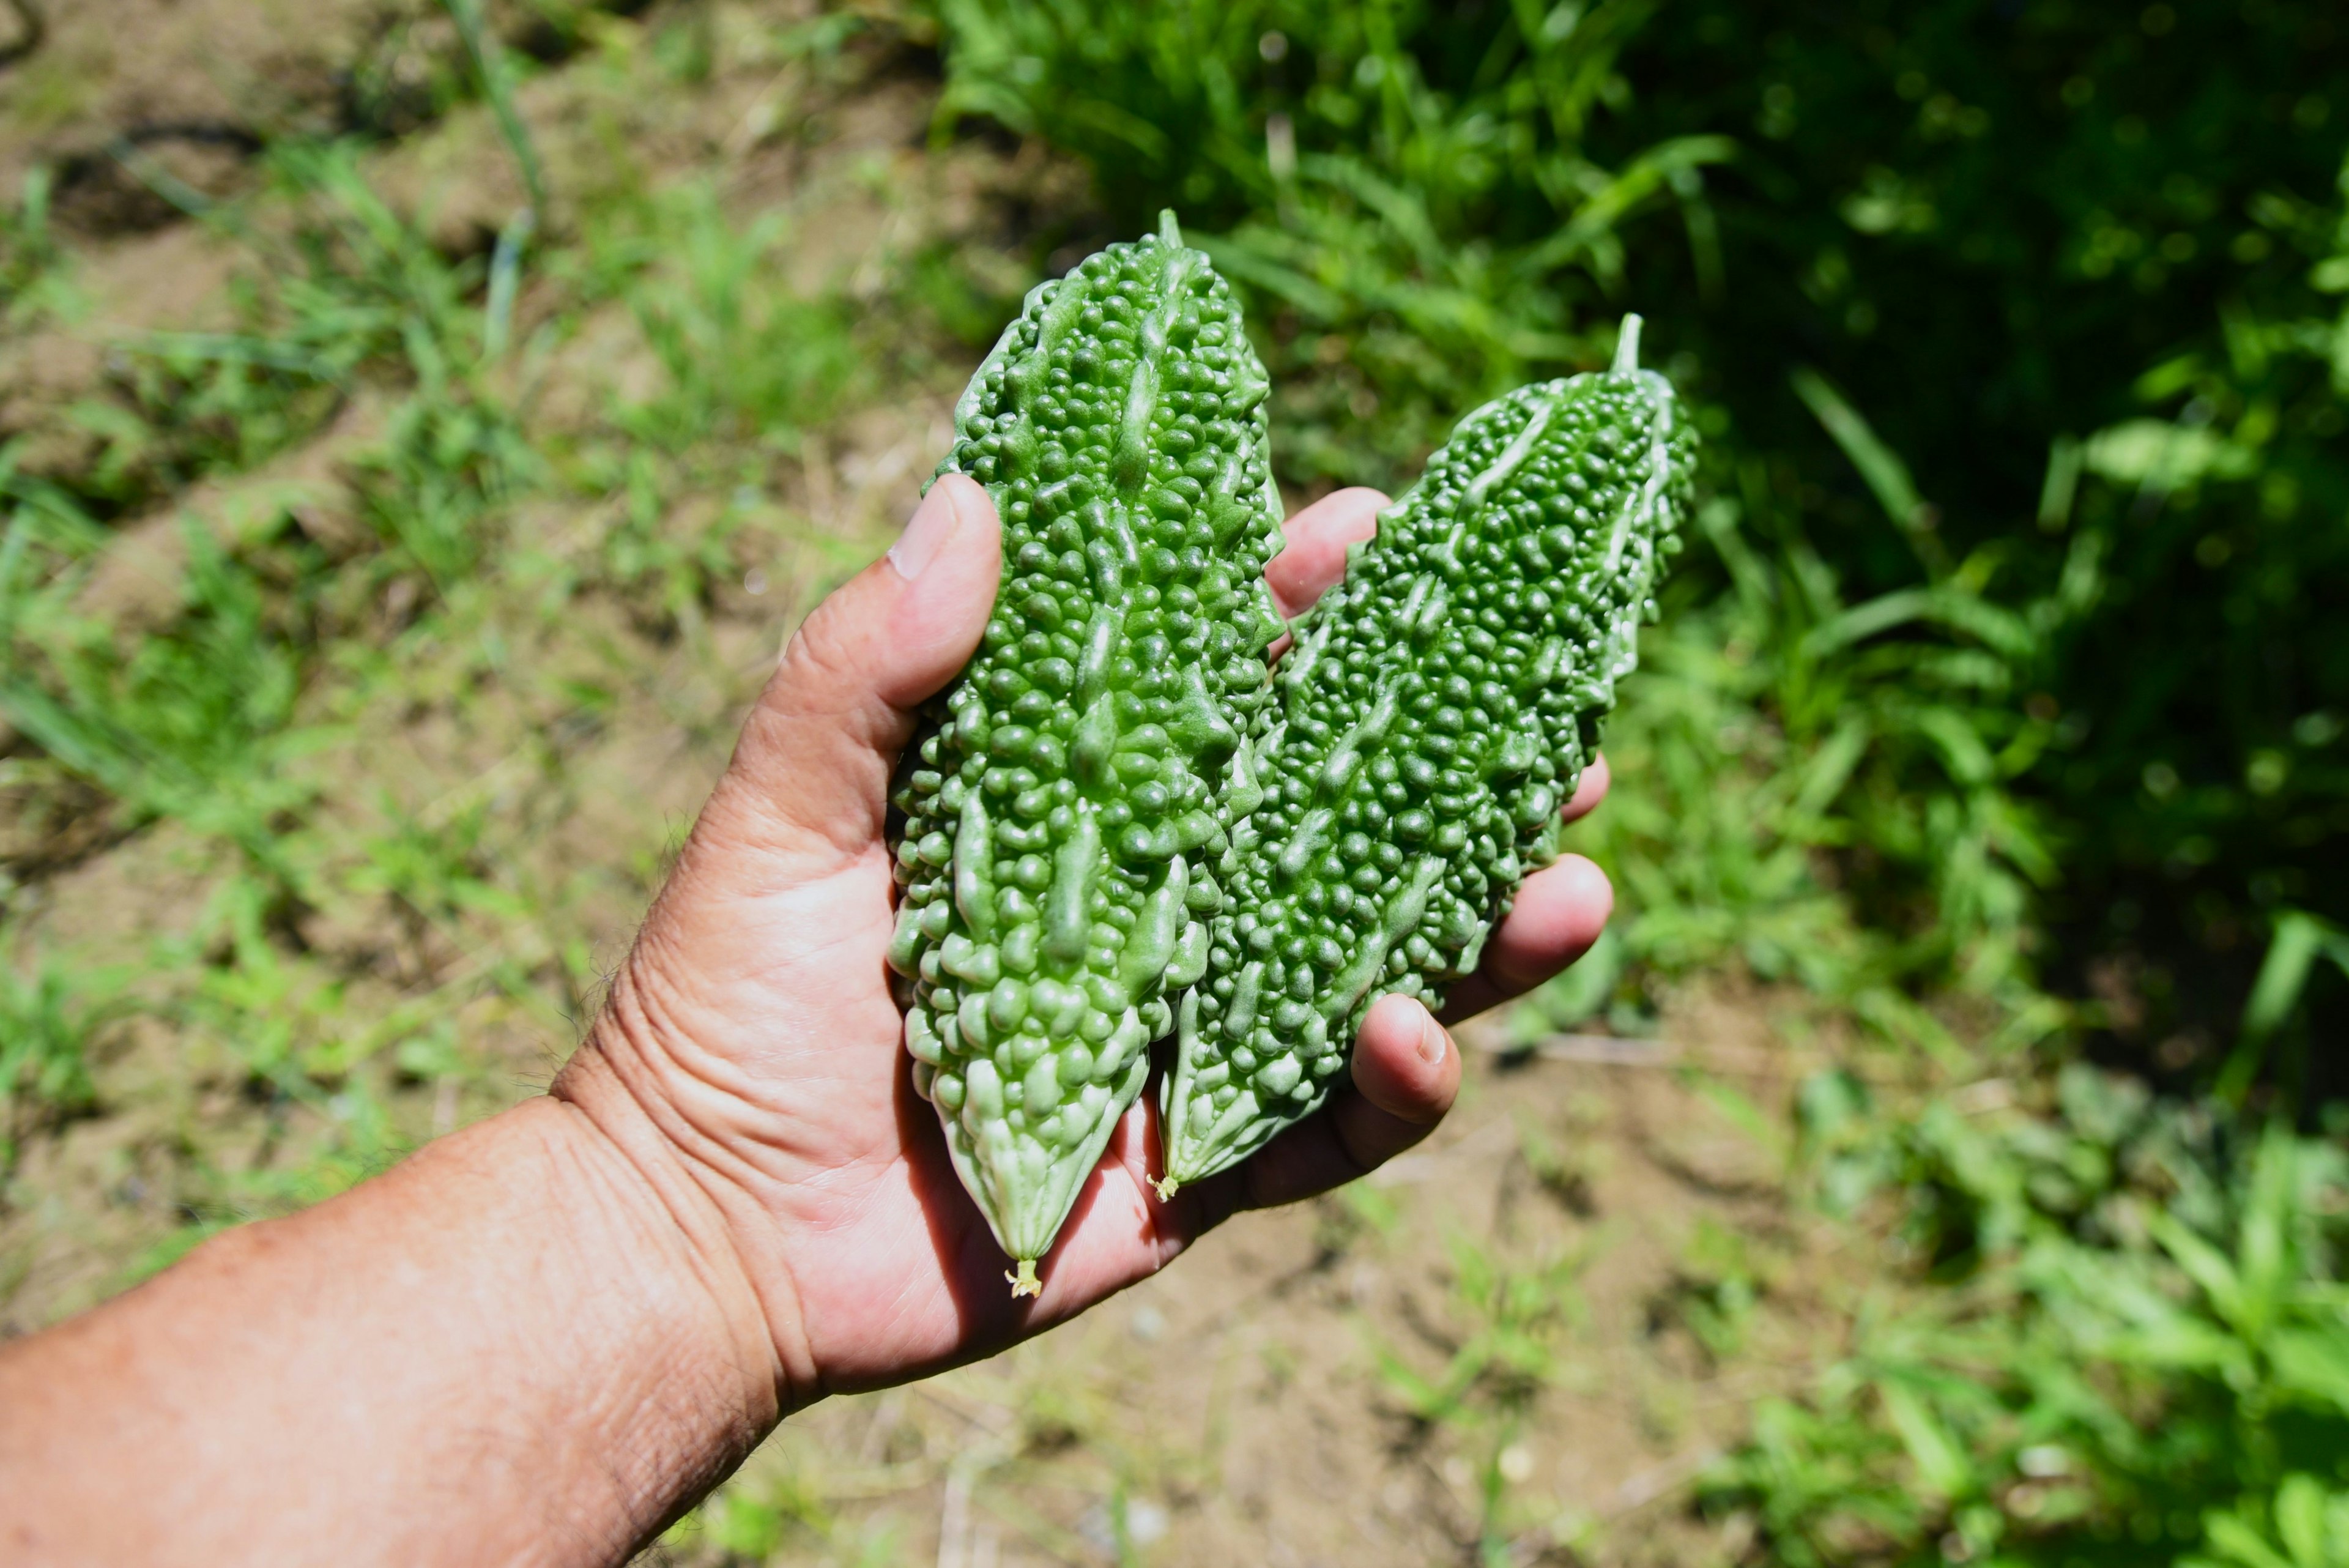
705, 474, 1001, 868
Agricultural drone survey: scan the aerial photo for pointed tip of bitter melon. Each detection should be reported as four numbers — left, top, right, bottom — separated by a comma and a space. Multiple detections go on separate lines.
1158, 207, 1183, 247
1006, 1259, 1042, 1298
1612, 313, 1644, 377
1151, 1175, 1180, 1202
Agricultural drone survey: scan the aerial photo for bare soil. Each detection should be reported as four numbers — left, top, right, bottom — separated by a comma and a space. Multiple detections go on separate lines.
0, 10, 1839, 1566
690, 998, 1848, 1568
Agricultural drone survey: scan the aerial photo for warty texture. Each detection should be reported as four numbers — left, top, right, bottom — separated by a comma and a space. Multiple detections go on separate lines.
888, 214, 1289, 1290
1159, 318, 1696, 1189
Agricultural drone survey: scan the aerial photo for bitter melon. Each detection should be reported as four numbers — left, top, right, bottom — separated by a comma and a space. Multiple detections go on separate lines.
1158, 317, 1695, 1189
888, 213, 1288, 1293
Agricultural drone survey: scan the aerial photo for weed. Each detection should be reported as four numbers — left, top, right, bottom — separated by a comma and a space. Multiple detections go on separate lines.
1660, 1217, 1771, 1364
440, 0, 549, 223
527, 177, 878, 630
59, 139, 508, 513
1315, 1178, 1405, 1260
345, 795, 529, 975
1704, 1078, 2349, 1568
2225, 913, 2349, 1107
0, 165, 73, 329
0, 946, 120, 1167
353, 384, 540, 593
1368, 1236, 1594, 1565
2197, 1474, 2349, 1568
597, 180, 866, 458
1513, 1096, 1609, 1216
934, 0, 1729, 485
0, 516, 325, 892
927, 0, 2349, 1085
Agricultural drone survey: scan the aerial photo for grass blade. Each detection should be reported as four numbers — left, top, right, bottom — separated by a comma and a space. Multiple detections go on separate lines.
1791, 366, 1948, 578
442, 0, 547, 221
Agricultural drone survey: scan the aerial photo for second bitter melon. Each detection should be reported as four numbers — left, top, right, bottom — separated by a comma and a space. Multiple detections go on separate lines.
1159, 317, 1696, 1189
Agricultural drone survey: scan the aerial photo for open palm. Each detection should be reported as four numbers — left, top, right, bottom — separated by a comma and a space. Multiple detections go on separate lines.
555, 476, 1615, 1402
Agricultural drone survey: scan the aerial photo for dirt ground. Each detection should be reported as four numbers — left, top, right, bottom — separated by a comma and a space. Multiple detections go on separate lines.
0, 8, 1844, 1564
696, 1001, 1848, 1568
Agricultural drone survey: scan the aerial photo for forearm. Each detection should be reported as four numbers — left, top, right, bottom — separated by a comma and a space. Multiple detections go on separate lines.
0, 1094, 782, 1568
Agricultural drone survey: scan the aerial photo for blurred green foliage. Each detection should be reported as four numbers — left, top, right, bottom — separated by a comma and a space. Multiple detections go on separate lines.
917, 21, 2349, 1558
2, 9, 2343, 1560
924, 0, 2349, 1091
0, 949, 117, 1167
0, 166, 67, 329
1367, 1237, 1595, 1564
1705, 1069, 2349, 1568
0, 83, 883, 1244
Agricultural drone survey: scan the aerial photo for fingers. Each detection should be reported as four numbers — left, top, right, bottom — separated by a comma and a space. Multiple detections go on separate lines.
1225, 994, 1461, 1212
1264, 487, 1387, 618
704, 476, 1003, 863
1167, 850, 1603, 1232
1559, 751, 1611, 825
1435, 753, 1612, 1020
811, 472, 1002, 713
1156, 748, 1616, 1233
1436, 853, 1612, 1022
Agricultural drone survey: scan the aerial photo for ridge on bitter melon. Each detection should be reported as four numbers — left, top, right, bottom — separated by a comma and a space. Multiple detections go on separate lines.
888, 212, 1290, 1293
1158, 316, 1696, 1191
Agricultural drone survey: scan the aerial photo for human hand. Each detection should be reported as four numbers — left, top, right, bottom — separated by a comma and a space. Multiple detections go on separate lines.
555, 477, 1615, 1408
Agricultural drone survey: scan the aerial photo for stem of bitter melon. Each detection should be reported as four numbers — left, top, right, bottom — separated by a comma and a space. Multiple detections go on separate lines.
1611, 312, 1644, 376
1007, 1259, 1042, 1298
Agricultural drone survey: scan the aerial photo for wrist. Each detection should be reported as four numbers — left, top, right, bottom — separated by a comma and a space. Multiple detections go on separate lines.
0, 1080, 793, 1567
555, 949, 819, 1414
478, 1094, 792, 1553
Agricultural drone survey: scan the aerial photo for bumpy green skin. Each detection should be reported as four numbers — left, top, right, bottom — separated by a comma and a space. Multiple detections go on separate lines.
1159, 321, 1696, 1189
887, 215, 1288, 1287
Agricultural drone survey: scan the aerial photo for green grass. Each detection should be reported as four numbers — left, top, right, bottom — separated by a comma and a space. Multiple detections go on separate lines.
0, 165, 72, 329
1366, 1235, 1597, 1565
1707, 1076, 2349, 1568
2, 8, 2344, 1566
922, 0, 2349, 1087
0, 946, 118, 1167
0, 33, 900, 1262
0, 509, 325, 892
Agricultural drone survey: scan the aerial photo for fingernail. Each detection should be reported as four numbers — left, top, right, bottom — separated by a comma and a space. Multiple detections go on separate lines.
889, 481, 962, 582
1417, 1011, 1449, 1066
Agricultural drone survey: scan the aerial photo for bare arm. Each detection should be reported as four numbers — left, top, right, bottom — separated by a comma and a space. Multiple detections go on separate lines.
0, 479, 1612, 1566
0, 1095, 777, 1565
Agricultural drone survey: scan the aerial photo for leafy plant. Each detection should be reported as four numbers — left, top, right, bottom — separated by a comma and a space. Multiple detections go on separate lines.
0, 947, 120, 1167
1663, 1215, 1769, 1364
596, 180, 867, 457
925, 0, 2349, 1086
346, 796, 529, 967
2225, 913, 2349, 1106
932, 0, 1729, 483
1367, 1236, 1593, 1566
0, 515, 326, 891
2194, 1475, 2349, 1568
0, 164, 72, 329
440, 0, 549, 223
1706, 1076, 2349, 1568
352, 377, 540, 593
